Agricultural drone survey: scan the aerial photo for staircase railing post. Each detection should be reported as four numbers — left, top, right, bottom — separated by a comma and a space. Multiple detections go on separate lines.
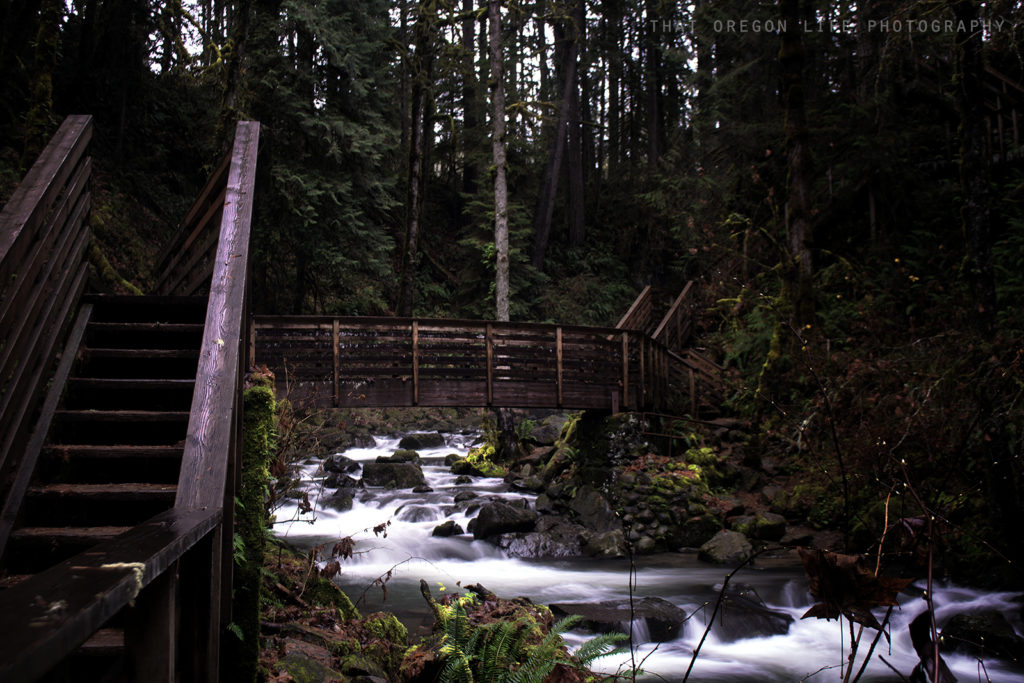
126, 560, 178, 681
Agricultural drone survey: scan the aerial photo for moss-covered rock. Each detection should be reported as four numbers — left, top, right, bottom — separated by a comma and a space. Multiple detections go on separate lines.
462, 443, 508, 477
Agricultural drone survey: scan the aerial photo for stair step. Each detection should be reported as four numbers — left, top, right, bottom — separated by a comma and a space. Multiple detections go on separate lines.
0, 575, 32, 589
80, 628, 124, 656
62, 378, 195, 410
43, 444, 185, 459
50, 410, 190, 446
84, 294, 207, 324
75, 348, 200, 380
39, 444, 184, 484
11, 526, 132, 541
27, 483, 177, 500
85, 322, 204, 350
55, 410, 191, 422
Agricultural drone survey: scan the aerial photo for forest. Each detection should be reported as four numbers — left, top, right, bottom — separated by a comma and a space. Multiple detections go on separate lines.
2, 0, 1024, 674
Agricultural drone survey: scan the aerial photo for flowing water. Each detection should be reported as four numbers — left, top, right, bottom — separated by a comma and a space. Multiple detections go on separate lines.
274, 433, 1024, 682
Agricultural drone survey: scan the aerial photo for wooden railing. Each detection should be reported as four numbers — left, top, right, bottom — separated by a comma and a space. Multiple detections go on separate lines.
0, 120, 260, 682
616, 284, 656, 335
253, 317, 687, 412
651, 281, 694, 353
0, 115, 92, 514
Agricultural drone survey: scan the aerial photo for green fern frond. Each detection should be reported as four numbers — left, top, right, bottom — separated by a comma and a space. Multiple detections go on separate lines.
572, 631, 629, 668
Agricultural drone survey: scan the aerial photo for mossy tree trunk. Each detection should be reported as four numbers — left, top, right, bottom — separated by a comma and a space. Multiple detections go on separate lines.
227, 384, 276, 682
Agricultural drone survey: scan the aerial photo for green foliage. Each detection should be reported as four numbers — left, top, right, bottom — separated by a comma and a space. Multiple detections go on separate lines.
434, 595, 626, 683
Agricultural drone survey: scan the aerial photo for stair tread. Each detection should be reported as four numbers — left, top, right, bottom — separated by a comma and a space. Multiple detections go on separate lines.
0, 575, 32, 589
82, 348, 200, 357
11, 526, 133, 540
80, 628, 124, 653
28, 483, 177, 496
87, 322, 204, 331
55, 410, 190, 420
44, 444, 184, 456
68, 377, 195, 385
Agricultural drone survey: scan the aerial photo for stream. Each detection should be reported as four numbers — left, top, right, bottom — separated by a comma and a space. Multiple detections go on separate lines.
273, 433, 1024, 682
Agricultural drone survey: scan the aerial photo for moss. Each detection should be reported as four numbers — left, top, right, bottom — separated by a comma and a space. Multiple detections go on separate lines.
303, 575, 361, 620
278, 653, 345, 683
228, 385, 277, 681
364, 612, 408, 644
465, 443, 508, 477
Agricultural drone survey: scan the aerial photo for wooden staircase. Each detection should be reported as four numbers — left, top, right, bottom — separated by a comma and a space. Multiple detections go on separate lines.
1, 296, 205, 579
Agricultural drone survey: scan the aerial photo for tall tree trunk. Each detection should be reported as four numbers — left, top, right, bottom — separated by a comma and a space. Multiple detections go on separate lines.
566, 0, 585, 247
531, 1, 579, 270
645, 0, 661, 172
779, 0, 814, 326
605, 0, 622, 177
461, 0, 480, 221
489, 0, 509, 322
217, 0, 251, 147
953, 0, 996, 334
398, 2, 435, 317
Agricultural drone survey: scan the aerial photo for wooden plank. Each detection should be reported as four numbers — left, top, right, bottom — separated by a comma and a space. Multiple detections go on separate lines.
0, 506, 220, 683
176, 120, 260, 511
621, 333, 629, 410
640, 336, 646, 408
615, 285, 652, 330
0, 304, 92, 558
332, 319, 340, 408
556, 327, 563, 407
249, 318, 257, 368
0, 115, 92, 267
412, 320, 419, 406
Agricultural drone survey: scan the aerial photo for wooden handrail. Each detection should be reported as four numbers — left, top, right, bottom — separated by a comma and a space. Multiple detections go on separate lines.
651, 280, 694, 352
0, 507, 221, 682
0, 115, 92, 511
176, 120, 260, 510
615, 284, 654, 332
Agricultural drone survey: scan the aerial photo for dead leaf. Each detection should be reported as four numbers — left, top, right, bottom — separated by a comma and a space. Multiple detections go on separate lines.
798, 547, 912, 630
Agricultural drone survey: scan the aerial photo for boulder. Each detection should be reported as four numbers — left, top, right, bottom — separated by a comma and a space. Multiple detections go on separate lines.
472, 501, 538, 540
377, 449, 420, 464
322, 492, 354, 512
570, 486, 620, 533
444, 453, 463, 465
398, 432, 446, 450
324, 473, 361, 490
510, 475, 545, 492
731, 512, 787, 541
360, 462, 425, 489
674, 514, 722, 548
453, 491, 478, 503
412, 485, 433, 493
278, 639, 345, 682
531, 414, 571, 445
497, 518, 586, 558
582, 529, 627, 558
712, 584, 793, 641
454, 474, 473, 484
431, 520, 464, 537
323, 454, 360, 475
698, 530, 753, 564
550, 597, 688, 642
351, 432, 377, 448
451, 459, 487, 477
940, 611, 1024, 661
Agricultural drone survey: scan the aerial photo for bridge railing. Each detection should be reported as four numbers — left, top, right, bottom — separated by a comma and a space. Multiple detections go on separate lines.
253, 317, 680, 412
0, 120, 260, 682
651, 281, 695, 353
0, 115, 92, 516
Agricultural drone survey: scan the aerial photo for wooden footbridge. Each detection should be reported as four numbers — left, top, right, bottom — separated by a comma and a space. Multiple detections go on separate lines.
0, 116, 721, 681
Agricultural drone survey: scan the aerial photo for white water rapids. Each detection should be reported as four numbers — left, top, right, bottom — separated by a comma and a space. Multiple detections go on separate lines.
273, 433, 1024, 682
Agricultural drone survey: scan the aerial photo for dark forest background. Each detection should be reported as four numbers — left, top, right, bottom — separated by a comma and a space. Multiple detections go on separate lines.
1, 0, 1023, 579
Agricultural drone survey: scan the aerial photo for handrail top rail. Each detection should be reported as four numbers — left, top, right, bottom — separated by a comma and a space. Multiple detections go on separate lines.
651, 280, 694, 342
614, 284, 653, 330
0, 115, 92, 266
0, 506, 221, 682
254, 314, 651, 339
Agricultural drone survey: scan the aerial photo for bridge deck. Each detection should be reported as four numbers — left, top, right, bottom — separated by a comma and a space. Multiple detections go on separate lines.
252, 316, 674, 411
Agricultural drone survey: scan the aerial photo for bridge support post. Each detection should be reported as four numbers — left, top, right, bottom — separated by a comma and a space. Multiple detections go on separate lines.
556, 327, 563, 407
332, 319, 340, 407
411, 320, 419, 405
486, 323, 494, 405
621, 333, 629, 410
